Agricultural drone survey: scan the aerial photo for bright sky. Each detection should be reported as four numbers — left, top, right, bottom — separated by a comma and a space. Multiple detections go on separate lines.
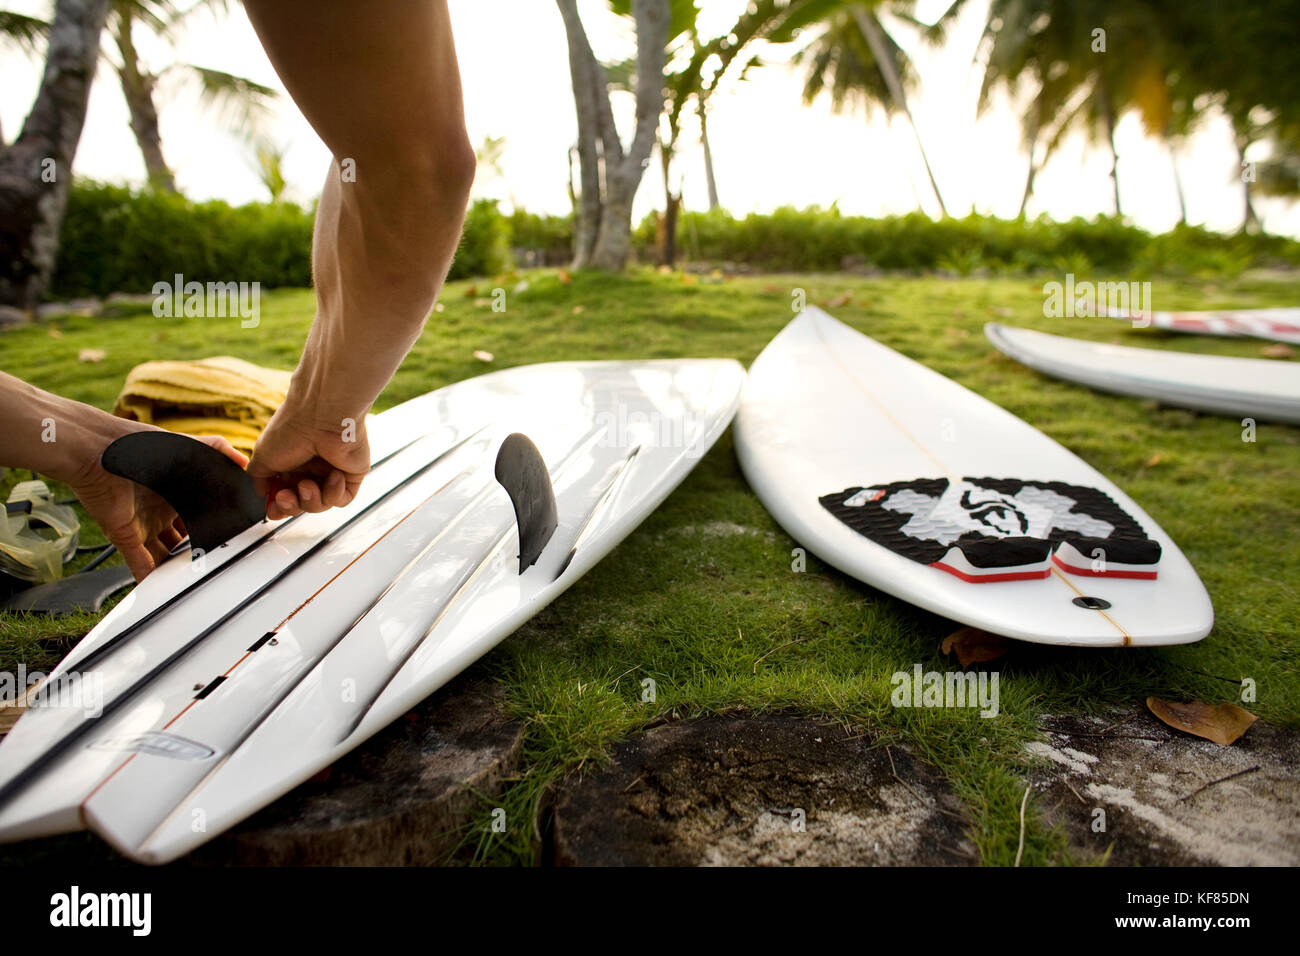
2, 0, 1296, 237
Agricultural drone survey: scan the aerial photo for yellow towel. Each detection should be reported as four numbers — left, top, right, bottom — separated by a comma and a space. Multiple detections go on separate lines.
113, 356, 293, 455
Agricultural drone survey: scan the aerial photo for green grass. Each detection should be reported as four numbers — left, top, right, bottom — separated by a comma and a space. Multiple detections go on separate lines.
2, 267, 1298, 866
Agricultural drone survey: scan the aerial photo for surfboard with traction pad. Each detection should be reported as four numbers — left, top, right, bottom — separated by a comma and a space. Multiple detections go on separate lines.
1107, 306, 1300, 345
734, 307, 1213, 648
0, 358, 745, 863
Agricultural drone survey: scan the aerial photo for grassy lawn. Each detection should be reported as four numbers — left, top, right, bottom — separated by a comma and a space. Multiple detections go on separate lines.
2, 267, 1298, 866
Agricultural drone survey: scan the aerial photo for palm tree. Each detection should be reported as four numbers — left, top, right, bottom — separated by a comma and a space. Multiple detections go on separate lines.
1256, 120, 1300, 203
0, 10, 53, 150
924, 0, 1054, 217
796, 1, 949, 216
2, 1, 276, 192
934, 0, 1185, 219
611, 0, 839, 265
106, 0, 276, 192
0, 0, 110, 308
556, 0, 670, 270
473, 134, 517, 210
250, 135, 287, 203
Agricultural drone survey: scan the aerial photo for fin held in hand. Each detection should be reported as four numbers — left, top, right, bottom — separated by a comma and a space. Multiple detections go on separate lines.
101, 432, 264, 554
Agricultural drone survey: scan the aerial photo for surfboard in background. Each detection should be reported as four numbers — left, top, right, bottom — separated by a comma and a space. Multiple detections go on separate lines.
987, 323, 1300, 425
735, 307, 1213, 649
1108, 306, 1300, 345
0, 358, 745, 864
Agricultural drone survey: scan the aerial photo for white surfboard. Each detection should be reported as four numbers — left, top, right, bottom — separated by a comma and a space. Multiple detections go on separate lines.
987, 323, 1300, 425
0, 358, 744, 864
1108, 306, 1300, 345
735, 308, 1212, 648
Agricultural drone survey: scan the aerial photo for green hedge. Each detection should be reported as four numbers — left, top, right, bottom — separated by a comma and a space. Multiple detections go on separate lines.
509, 209, 574, 265
51, 183, 512, 298
642, 206, 1300, 275
53, 183, 313, 297
453, 199, 512, 280
50, 184, 1300, 296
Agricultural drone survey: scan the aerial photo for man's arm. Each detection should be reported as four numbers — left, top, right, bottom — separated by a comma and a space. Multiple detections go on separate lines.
242, 0, 476, 518
0, 371, 133, 483
0, 372, 247, 581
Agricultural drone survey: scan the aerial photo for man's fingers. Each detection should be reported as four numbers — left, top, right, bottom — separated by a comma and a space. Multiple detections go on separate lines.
196, 434, 250, 469
274, 487, 301, 516
117, 539, 156, 583
296, 478, 329, 513
342, 477, 362, 507
322, 469, 347, 508
145, 537, 171, 568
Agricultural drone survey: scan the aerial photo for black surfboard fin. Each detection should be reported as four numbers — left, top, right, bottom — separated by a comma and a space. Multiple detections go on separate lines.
101, 432, 265, 555
494, 433, 558, 574
0, 565, 135, 615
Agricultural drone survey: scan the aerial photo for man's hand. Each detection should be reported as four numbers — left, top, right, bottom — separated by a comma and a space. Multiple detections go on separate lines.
67, 433, 249, 582
247, 406, 370, 520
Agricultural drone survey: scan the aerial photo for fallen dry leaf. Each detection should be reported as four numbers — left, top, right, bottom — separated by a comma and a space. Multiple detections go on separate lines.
78, 348, 106, 363
572, 305, 585, 315
1147, 697, 1258, 746
1261, 344, 1293, 359
941, 627, 1010, 668
463, 285, 478, 298
761, 284, 785, 295
1145, 453, 1164, 467
47, 327, 62, 338
558, 270, 572, 284
473, 350, 494, 362
826, 293, 852, 308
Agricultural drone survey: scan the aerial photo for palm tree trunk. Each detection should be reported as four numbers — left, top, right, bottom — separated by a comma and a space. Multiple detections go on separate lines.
1017, 99, 1042, 218
557, 0, 669, 271
1235, 133, 1259, 233
0, 0, 110, 308
557, 1, 604, 267
566, 144, 578, 214
1018, 160, 1037, 219
851, 4, 948, 217
1169, 141, 1187, 225
113, 7, 175, 192
700, 104, 719, 211
658, 140, 680, 267
1098, 78, 1121, 216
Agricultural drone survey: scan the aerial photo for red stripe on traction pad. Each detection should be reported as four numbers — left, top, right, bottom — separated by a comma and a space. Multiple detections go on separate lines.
929, 562, 1052, 583
1052, 556, 1158, 580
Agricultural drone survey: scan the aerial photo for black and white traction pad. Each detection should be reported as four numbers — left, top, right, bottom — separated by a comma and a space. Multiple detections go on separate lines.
820, 477, 1161, 583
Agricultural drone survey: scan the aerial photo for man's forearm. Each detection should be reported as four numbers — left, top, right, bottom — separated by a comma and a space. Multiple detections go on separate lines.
0, 372, 134, 483
283, 153, 472, 430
